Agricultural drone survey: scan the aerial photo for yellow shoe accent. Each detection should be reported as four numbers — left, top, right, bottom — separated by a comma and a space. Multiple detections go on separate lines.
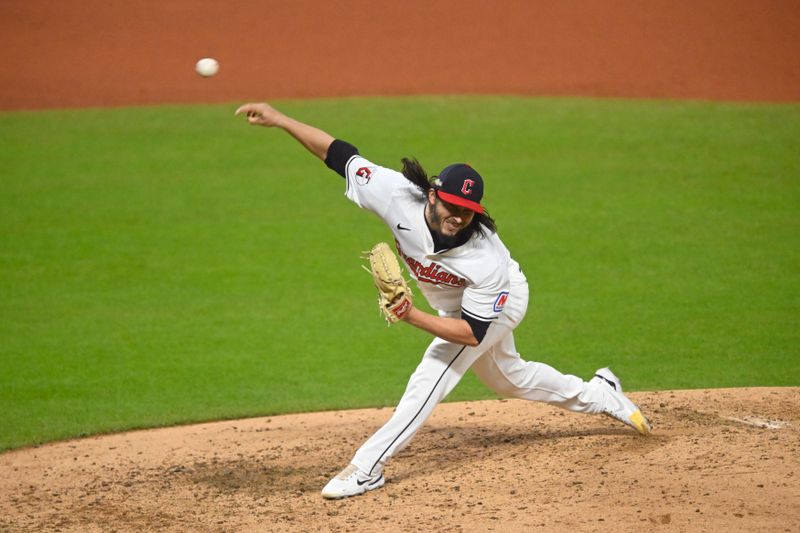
629, 410, 652, 436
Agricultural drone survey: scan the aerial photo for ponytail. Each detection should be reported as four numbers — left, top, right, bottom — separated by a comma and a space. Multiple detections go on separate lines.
401, 157, 432, 192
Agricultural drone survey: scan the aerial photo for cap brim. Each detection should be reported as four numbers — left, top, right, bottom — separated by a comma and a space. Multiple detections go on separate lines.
436, 190, 484, 214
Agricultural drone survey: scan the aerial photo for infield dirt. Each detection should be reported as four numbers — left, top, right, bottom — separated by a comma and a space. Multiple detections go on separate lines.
1, 388, 798, 531
1, 0, 799, 109
1, 1, 798, 531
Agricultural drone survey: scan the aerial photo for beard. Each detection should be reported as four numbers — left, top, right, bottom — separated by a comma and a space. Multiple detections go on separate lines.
426, 200, 472, 249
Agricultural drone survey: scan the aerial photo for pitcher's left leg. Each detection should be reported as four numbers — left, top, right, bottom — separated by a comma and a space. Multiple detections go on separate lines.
471, 328, 651, 434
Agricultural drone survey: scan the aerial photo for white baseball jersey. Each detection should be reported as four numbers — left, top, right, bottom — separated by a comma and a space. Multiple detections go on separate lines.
342, 154, 527, 329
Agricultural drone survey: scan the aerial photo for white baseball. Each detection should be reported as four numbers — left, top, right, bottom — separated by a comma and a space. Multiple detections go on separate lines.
195, 57, 219, 77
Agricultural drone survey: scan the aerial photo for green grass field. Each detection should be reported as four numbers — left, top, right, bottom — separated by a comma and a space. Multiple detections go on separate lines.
1, 96, 798, 451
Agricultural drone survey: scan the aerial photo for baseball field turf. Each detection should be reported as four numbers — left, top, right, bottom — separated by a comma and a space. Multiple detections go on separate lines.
1, 96, 798, 451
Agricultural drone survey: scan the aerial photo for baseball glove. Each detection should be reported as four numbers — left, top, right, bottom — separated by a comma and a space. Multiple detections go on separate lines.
363, 242, 413, 324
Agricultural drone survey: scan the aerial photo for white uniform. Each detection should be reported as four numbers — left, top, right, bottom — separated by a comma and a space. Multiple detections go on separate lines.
343, 154, 610, 478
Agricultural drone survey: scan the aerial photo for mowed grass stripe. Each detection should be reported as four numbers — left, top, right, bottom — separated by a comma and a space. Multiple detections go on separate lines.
0, 96, 798, 451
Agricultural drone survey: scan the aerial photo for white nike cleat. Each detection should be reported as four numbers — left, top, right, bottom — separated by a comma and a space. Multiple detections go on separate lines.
591, 367, 652, 436
321, 463, 385, 500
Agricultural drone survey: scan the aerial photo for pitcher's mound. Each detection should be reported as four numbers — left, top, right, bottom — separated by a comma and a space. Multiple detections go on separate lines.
1, 387, 798, 531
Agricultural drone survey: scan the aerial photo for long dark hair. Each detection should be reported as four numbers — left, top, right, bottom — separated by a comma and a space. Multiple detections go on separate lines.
401, 157, 497, 238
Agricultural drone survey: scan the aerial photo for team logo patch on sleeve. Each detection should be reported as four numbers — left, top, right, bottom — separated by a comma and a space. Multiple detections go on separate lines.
355, 166, 374, 185
493, 291, 509, 313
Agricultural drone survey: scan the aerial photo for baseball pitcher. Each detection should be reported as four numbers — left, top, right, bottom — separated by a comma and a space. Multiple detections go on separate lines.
235, 102, 651, 500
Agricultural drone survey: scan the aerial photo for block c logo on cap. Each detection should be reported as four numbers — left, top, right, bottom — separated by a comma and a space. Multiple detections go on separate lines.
461, 179, 475, 196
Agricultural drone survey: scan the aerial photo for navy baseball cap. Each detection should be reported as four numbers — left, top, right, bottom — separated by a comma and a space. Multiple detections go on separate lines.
432, 163, 485, 214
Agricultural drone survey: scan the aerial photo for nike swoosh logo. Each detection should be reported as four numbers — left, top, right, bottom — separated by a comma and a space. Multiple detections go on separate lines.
357, 474, 383, 486
594, 374, 617, 391
396, 223, 411, 231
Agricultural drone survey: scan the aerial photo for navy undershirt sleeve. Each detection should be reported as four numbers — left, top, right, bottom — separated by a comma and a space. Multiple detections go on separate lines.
461, 312, 491, 343
324, 139, 359, 178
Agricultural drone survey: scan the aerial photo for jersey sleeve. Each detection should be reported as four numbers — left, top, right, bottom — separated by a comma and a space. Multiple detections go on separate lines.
460, 269, 511, 328
343, 155, 407, 218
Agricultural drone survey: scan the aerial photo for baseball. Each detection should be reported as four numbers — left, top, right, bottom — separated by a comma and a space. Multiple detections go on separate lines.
195, 57, 219, 77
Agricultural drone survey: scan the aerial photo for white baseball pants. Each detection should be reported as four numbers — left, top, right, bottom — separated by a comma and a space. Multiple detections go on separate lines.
351, 282, 609, 477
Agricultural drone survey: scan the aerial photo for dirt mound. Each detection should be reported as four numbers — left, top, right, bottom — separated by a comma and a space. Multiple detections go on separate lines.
1, 388, 797, 532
